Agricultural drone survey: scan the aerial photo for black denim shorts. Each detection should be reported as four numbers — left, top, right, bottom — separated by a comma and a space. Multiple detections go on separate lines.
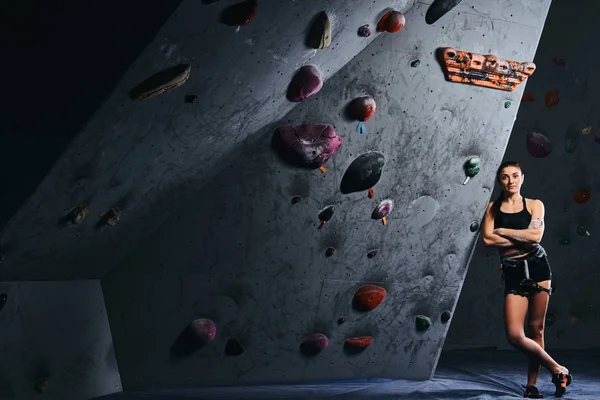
500, 246, 552, 298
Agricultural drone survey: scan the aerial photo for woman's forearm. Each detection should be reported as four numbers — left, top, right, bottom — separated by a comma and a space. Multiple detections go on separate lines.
484, 233, 521, 248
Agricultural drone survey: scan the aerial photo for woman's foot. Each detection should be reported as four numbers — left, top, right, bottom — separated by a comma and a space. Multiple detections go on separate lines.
522, 384, 543, 398
551, 367, 572, 398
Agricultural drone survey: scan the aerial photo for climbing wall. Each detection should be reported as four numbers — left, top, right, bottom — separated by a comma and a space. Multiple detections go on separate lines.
101, 0, 552, 391
0, 281, 121, 400
447, 0, 600, 351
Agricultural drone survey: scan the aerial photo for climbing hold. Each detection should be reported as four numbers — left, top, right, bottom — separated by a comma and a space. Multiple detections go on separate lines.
367, 249, 378, 258
504, 101, 511, 109
340, 152, 385, 195
325, 247, 335, 257
565, 135, 578, 153
220, 0, 258, 27
410, 59, 421, 68
545, 312, 556, 326
344, 336, 373, 348
273, 124, 342, 170
441, 310, 452, 323
372, 200, 393, 225
73, 205, 89, 225
337, 316, 347, 325
224, 338, 245, 356
300, 333, 329, 356
559, 238, 570, 245
416, 315, 432, 331
469, 221, 479, 232
439, 47, 536, 92
582, 126, 592, 135
100, 207, 121, 226
570, 316, 580, 324
307, 11, 331, 49
287, 65, 323, 102
185, 94, 198, 104
522, 93, 535, 102
291, 195, 302, 204
545, 90, 560, 108
318, 205, 335, 229
357, 24, 371, 37
573, 188, 591, 204
0, 293, 6, 313
594, 132, 600, 144
353, 284, 387, 311
351, 96, 377, 134
576, 224, 591, 236
425, 0, 462, 24
190, 318, 216, 344
34, 380, 48, 393
462, 156, 481, 184
129, 64, 191, 100
526, 131, 553, 158
377, 10, 405, 33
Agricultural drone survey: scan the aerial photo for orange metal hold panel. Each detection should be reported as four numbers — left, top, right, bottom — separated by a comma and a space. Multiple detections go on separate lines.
438, 47, 536, 92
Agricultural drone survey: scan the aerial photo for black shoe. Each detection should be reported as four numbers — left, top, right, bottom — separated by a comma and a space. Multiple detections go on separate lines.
522, 384, 543, 398
551, 372, 572, 398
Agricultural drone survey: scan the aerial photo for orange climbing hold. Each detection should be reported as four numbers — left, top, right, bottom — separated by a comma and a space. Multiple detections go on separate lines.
319, 166, 327, 173
545, 90, 560, 108
353, 284, 387, 311
344, 336, 374, 348
377, 10, 405, 33
368, 188, 375, 198
522, 93, 535, 102
573, 189, 591, 204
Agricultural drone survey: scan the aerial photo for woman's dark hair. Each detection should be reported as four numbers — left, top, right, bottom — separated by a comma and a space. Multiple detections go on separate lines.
490, 161, 522, 219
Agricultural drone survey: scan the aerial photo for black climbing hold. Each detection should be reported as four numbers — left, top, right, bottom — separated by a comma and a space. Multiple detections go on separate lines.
416, 315, 432, 331
340, 152, 386, 194
357, 24, 371, 37
291, 195, 302, 204
225, 338, 245, 356
441, 310, 451, 323
185, 94, 198, 103
326, 247, 335, 257
367, 249, 378, 258
318, 206, 335, 222
469, 221, 479, 232
337, 316, 347, 325
0, 293, 6, 313
425, 0, 463, 25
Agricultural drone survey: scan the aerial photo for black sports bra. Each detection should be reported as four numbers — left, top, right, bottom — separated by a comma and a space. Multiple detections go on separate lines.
494, 197, 531, 230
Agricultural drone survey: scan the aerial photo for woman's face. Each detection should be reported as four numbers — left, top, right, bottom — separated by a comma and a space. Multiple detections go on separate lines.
498, 166, 524, 194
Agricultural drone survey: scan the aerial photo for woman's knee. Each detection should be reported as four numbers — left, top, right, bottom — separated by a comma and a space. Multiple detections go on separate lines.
527, 322, 545, 340
506, 330, 526, 346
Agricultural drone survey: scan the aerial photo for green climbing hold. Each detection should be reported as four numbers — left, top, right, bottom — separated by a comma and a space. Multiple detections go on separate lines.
565, 136, 578, 153
504, 101, 511, 109
465, 156, 481, 177
410, 59, 421, 68
416, 315, 432, 331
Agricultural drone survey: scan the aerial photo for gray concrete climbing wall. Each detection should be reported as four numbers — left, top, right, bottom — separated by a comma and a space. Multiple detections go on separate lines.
0, 281, 121, 400
446, 0, 600, 351
100, 0, 552, 391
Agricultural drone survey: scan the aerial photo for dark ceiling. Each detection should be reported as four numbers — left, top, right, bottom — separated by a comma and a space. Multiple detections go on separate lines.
0, 0, 182, 233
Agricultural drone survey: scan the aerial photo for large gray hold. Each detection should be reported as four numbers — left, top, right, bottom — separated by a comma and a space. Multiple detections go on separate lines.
340, 152, 385, 194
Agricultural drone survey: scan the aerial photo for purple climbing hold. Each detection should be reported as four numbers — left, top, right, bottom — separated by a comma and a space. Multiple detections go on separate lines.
300, 333, 329, 356
372, 199, 394, 220
287, 65, 323, 102
190, 318, 216, 344
594, 132, 600, 144
358, 24, 371, 37
274, 124, 342, 169
526, 131, 553, 158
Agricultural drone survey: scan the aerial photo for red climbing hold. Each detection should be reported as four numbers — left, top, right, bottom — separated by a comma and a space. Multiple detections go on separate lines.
220, 0, 258, 26
522, 93, 535, 102
287, 65, 323, 102
353, 284, 387, 311
545, 90, 560, 108
344, 336, 374, 348
377, 10, 405, 33
573, 189, 591, 204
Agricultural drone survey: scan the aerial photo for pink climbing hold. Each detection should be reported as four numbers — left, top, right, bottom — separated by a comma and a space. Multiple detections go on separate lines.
287, 65, 323, 102
300, 333, 329, 356
526, 131, 553, 158
372, 199, 393, 220
274, 124, 342, 169
190, 318, 216, 344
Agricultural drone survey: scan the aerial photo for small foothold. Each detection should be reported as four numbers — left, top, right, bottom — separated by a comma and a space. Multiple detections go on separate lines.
559, 238, 570, 245
545, 90, 560, 108
101, 207, 121, 226
357, 24, 371, 37
504, 101, 511, 108
225, 338, 245, 356
34, 380, 48, 393
300, 333, 329, 356
570, 316, 580, 324
545, 312, 556, 327
367, 249, 378, 258
344, 336, 373, 348
190, 318, 216, 344
337, 316, 347, 325
469, 221, 479, 232
416, 315, 432, 331
565, 135, 578, 153
410, 59, 421, 68
582, 126, 592, 135
291, 195, 302, 204
576, 224, 590, 236
325, 247, 335, 257
465, 156, 481, 177
0, 293, 6, 313
441, 310, 452, 323
353, 284, 387, 311
377, 10, 406, 33
371, 199, 393, 220
573, 189, 591, 204
73, 205, 89, 224
185, 94, 198, 103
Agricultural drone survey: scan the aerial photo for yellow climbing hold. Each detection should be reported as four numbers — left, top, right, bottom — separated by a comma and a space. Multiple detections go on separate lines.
582, 126, 592, 135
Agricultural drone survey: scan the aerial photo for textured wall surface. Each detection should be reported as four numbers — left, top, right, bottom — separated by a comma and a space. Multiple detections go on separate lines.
101, 0, 551, 390
0, 281, 121, 400
446, 0, 600, 351
0, 0, 417, 281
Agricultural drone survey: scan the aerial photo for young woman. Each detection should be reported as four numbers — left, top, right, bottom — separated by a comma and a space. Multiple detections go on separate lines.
481, 161, 572, 398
